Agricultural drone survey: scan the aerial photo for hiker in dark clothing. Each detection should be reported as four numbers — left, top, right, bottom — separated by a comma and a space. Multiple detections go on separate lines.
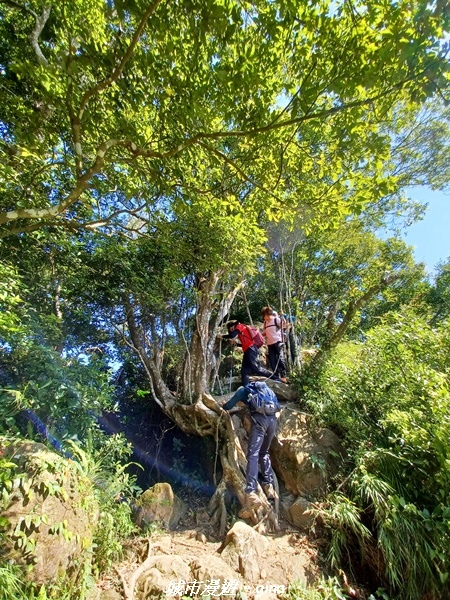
218, 320, 278, 386
220, 383, 278, 518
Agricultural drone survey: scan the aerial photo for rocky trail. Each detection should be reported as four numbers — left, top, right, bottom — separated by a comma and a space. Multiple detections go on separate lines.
96, 508, 322, 600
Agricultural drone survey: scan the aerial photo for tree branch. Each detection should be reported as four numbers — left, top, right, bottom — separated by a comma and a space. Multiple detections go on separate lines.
78, 0, 166, 120
69, 0, 166, 177
28, 4, 51, 67
0, 1, 51, 66
0, 139, 123, 226
0, 52, 444, 233
197, 140, 283, 204
324, 272, 402, 352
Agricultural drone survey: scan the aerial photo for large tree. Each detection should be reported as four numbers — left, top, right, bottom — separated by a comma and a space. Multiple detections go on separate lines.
1, 0, 449, 525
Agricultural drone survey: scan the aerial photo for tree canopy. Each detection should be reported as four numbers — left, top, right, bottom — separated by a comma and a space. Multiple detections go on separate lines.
0, 0, 448, 239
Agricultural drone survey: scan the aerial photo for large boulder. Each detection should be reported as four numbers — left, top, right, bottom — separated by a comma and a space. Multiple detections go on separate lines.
136, 553, 243, 599
134, 482, 186, 531
190, 554, 242, 588
136, 555, 192, 599
0, 438, 99, 585
270, 406, 345, 498
219, 521, 270, 583
266, 380, 298, 402
281, 494, 316, 529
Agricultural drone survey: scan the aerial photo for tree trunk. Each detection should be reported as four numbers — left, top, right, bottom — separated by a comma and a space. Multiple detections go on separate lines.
120, 272, 242, 405
180, 272, 243, 401
312, 272, 402, 367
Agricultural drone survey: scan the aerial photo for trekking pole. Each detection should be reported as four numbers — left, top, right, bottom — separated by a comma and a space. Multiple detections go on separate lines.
214, 337, 224, 395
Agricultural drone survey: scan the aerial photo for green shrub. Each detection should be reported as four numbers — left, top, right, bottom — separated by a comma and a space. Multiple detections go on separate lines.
283, 576, 350, 600
65, 436, 141, 575
304, 312, 450, 599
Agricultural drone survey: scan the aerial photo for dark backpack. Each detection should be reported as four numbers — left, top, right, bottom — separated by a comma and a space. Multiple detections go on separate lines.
245, 325, 265, 348
246, 381, 280, 415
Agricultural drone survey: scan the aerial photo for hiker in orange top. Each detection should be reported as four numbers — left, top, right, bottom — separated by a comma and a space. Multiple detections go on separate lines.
218, 320, 279, 386
261, 307, 287, 383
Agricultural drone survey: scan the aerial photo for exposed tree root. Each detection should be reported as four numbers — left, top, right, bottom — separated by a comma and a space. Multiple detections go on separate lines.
114, 538, 160, 600
208, 480, 229, 538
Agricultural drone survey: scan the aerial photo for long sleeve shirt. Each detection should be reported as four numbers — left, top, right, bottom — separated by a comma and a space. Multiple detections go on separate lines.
222, 386, 250, 411
222, 323, 254, 352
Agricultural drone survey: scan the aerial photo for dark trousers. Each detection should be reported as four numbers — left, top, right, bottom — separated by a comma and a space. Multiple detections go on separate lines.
245, 413, 277, 493
241, 345, 274, 386
268, 342, 286, 378
287, 330, 296, 363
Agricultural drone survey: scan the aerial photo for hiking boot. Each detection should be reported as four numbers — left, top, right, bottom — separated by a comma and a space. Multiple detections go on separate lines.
237, 492, 261, 519
263, 483, 276, 500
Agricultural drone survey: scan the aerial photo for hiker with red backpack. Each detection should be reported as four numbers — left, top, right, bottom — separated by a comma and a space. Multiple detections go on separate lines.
218, 320, 280, 386
261, 306, 287, 383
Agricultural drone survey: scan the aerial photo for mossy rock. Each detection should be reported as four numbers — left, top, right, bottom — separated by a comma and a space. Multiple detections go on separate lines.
134, 482, 186, 530
0, 438, 99, 586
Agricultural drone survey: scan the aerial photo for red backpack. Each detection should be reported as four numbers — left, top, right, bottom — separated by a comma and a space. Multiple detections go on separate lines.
245, 325, 265, 348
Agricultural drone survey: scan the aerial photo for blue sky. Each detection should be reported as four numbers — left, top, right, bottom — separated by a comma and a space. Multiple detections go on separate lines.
400, 186, 450, 276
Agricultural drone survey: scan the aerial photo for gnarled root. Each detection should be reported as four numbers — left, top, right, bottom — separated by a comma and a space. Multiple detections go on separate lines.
208, 479, 228, 538
114, 538, 156, 600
